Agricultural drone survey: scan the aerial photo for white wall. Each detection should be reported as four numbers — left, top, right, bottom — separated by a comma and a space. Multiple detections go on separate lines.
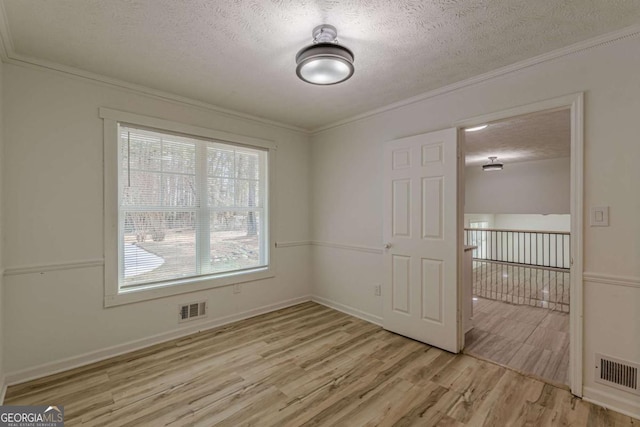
465, 157, 570, 214
311, 35, 640, 416
493, 214, 570, 231
2, 63, 312, 377
464, 214, 570, 231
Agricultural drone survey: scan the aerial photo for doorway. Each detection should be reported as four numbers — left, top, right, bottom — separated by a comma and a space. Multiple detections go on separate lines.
456, 93, 584, 396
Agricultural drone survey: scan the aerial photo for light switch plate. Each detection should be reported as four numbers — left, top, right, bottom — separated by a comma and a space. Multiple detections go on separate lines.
590, 206, 609, 227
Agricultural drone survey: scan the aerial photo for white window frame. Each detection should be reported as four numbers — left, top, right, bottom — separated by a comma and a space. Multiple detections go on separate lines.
101, 108, 276, 307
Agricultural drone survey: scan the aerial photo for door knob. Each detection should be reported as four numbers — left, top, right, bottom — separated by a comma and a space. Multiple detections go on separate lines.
384, 243, 392, 249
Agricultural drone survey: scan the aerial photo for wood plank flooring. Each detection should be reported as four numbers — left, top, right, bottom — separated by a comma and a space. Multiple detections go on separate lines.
465, 297, 570, 386
5, 302, 638, 426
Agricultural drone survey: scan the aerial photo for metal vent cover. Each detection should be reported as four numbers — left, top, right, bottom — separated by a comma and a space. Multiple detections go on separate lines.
179, 301, 207, 322
595, 353, 640, 395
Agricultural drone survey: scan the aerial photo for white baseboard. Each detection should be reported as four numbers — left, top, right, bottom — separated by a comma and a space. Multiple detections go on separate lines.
0, 375, 6, 404
583, 386, 640, 420
311, 295, 383, 326
5, 295, 311, 386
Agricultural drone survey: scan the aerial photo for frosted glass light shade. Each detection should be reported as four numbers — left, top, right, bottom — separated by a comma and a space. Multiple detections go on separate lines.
482, 156, 504, 171
482, 163, 504, 171
296, 43, 354, 85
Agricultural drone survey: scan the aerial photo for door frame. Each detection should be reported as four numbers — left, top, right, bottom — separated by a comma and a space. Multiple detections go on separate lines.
454, 92, 584, 397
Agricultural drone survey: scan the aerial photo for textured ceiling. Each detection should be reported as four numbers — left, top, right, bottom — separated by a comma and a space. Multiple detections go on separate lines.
3, 1, 640, 130
464, 109, 570, 167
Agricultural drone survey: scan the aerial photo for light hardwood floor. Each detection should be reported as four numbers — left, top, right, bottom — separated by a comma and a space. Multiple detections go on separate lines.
465, 297, 570, 386
5, 302, 637, 426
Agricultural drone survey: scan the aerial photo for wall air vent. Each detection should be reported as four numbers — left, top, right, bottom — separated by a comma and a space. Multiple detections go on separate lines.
595, 353, 640, 395
179, 301, 207, 322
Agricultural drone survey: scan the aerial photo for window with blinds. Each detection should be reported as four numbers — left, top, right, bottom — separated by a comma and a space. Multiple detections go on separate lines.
118, 124, 268, 289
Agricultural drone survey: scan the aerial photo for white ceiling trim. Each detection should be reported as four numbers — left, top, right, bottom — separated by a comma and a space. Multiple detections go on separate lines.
0, 0, 638, 136
5, 54, 310, 135
3, 54, 309, 134
0, 2, 308, 135
310, 23, 640, 135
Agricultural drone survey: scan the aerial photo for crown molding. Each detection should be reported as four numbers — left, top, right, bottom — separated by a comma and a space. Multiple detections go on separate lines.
0, 3, 308, 135
310, 23, 640, 135
1, 1, 639, 136
4, 53, 309, 134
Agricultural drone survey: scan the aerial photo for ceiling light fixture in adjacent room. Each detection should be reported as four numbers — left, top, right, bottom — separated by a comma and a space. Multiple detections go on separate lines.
296, 25, 354, 85
465, 124, 488, 132
482, 156, 504, 171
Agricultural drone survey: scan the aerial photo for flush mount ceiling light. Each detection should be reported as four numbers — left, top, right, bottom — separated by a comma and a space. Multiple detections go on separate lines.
465, 124, 488, 132
296, 24, 354, 85
482, 156, 504, 171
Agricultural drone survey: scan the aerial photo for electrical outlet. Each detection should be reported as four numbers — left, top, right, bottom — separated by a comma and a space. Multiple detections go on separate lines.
374, 284, 382, 297
233, 284, 241, 294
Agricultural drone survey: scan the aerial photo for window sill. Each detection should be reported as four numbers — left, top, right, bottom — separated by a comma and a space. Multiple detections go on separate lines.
104, 267, 274, 307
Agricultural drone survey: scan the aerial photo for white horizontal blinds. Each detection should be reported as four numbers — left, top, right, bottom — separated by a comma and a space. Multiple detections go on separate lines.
118, 125, 267, 289
119, 126, 198, 287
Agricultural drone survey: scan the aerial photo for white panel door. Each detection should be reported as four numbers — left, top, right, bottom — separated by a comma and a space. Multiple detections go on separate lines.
383, 128, 459, 353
